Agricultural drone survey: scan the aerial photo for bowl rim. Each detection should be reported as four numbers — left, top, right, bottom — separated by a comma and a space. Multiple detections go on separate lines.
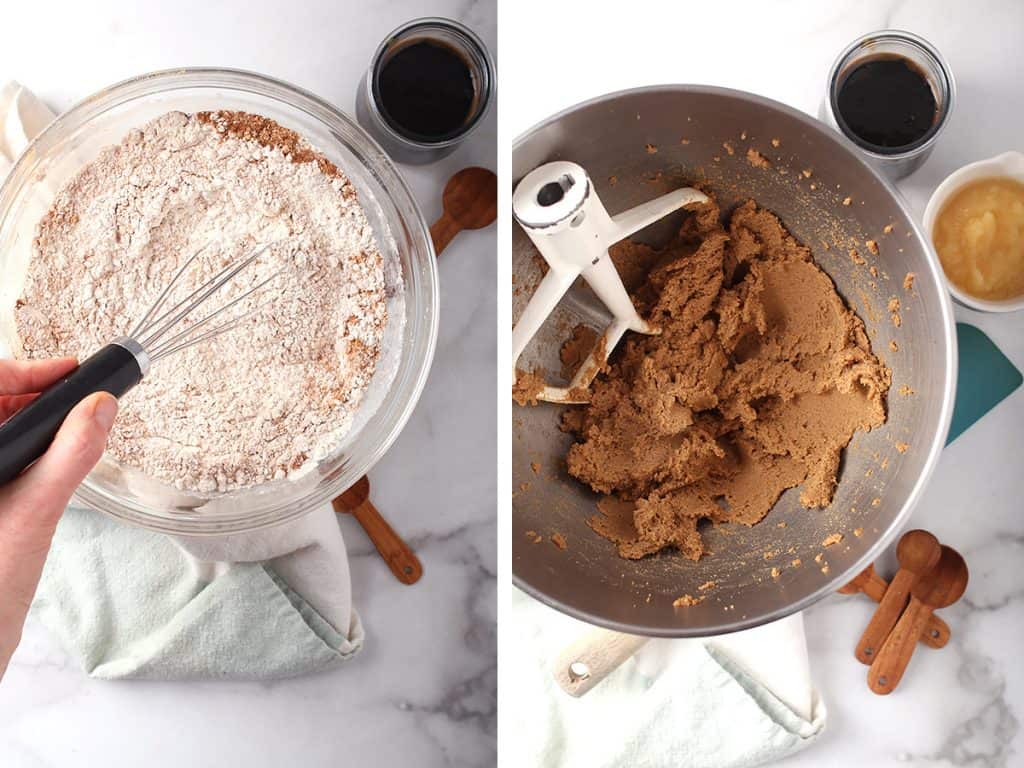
511, 83, 958, 637
1, 67, 440, 535
922, 149, 1024, 313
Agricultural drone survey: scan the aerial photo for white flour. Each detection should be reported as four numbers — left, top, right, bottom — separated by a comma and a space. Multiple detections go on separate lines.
14, 110, 387, 492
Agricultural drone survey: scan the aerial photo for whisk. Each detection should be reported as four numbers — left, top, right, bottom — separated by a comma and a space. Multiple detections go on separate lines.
0, 244, 280, 485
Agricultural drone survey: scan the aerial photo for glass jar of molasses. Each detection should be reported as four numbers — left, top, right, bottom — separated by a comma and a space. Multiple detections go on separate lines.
821, 30, 955, 181
357, 17, 494, 165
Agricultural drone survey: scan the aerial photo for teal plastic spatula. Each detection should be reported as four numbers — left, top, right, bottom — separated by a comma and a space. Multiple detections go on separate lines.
947, 323, 1022, 445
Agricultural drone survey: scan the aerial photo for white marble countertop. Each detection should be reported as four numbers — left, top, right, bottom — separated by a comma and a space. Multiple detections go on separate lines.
0, 1, 496, 766
506, 1, 1023, 765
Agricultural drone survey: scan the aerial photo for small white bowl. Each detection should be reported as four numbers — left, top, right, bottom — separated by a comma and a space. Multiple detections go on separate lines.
923, 150, 1024, 313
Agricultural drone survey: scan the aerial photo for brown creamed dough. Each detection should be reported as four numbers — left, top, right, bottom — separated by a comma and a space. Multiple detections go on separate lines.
564, 200, 890, 560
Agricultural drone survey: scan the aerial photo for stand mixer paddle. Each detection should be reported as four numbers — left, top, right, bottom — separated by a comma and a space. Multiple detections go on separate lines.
511, 162, 709, 694
511, 161, 708, 403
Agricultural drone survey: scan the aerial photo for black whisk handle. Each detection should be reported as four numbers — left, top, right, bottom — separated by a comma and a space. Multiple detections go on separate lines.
0, 342, 145, 486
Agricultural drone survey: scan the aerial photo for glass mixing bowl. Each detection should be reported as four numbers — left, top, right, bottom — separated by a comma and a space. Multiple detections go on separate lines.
0, 69, 438, 535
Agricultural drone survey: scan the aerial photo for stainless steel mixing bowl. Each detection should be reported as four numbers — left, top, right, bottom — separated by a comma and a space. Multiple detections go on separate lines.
512, 86, 956, 637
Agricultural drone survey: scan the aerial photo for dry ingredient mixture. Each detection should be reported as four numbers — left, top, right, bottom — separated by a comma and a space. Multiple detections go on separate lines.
15, 110, 387, 492
562, 199, 891, 560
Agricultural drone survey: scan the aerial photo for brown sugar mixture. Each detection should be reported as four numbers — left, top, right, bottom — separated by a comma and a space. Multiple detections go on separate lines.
563, 199, 890, 560
512, 368, 547, 406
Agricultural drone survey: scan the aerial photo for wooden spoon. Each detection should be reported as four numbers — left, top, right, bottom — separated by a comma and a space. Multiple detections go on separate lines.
868, 545, 968, 694
841, 564, 950, 648
332, 476, 423, 585
330, 168, 495, 583
839, 563, 890, 598
855, 530, 940, 664
429, 167, 498, 255
552, 627, 650, 697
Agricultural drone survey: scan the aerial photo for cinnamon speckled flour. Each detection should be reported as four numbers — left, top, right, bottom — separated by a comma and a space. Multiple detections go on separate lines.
14, 110, 387, 492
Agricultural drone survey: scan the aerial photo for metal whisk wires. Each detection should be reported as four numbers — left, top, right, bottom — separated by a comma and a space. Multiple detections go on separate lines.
128, 243, 283, 361
0, 242, 286, 485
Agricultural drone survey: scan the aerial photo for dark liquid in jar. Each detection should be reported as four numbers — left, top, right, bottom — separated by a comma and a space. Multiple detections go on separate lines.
836, 56, 938, 151
376, 40, 476, 142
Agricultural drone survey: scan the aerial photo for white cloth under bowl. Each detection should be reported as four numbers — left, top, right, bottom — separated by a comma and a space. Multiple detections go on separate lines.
508, 588, 826, 768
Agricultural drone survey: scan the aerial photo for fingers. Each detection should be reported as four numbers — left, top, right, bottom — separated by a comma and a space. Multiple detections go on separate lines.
0, 357, 77, 396
0, 358, 78, 422
2, 392, 118, 532
0, 393, 39, 422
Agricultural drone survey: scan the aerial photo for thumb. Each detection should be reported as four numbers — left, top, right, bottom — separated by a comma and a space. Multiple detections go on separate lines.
5, 392, 118, 532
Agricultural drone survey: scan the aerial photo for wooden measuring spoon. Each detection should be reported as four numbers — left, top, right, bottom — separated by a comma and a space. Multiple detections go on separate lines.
855, 530, 940, 664
841, 564, 950, 648
332, 476, 423, 585
839, 563, 890, 598
430, 167, 498, 255
868, 545, 968, 694
330, 168, 495, 584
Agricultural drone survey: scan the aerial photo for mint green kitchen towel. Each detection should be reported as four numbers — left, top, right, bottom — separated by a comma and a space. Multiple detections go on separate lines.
31, 507, 363, 680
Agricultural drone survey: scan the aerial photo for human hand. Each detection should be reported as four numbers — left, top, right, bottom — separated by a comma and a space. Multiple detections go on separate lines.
0, 358, 117, 679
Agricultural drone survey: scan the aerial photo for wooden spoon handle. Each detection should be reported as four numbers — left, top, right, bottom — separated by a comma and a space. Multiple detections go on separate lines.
350, 500, 423, 585
851, 571, 950, 649
864, 581, 950, 651
551, 627, 650, 697
921, 613, 951, 649
861, 569, 891, 602
430, 212, 461, 256
868, 595, 933, 694
856, 569, 915, 664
